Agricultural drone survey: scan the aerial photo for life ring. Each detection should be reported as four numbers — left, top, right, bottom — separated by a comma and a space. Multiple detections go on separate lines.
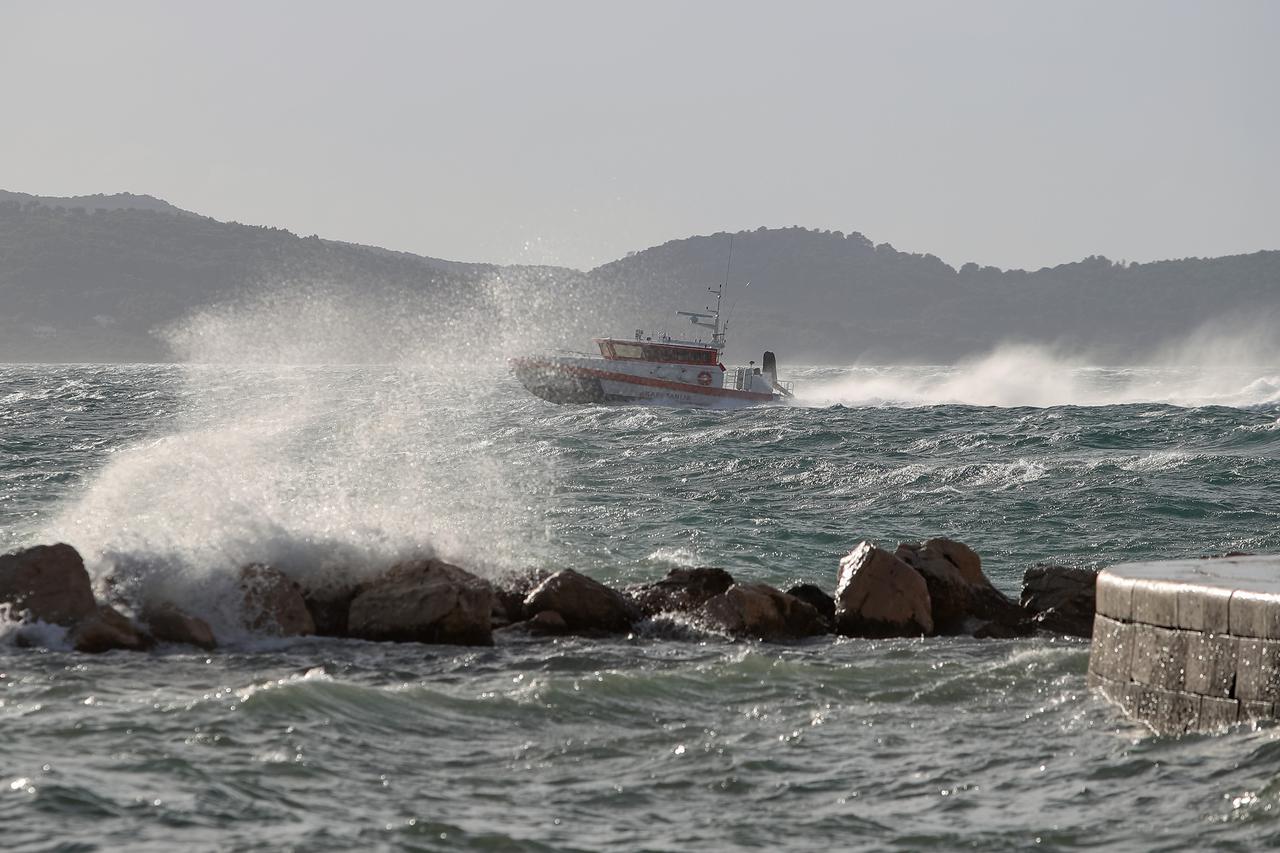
696, 370, 713, 386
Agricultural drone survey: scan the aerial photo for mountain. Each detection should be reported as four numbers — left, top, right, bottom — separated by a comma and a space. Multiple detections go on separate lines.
0, 191, 1276, 363
0, 190, 195, 217
0, 194, 505, 361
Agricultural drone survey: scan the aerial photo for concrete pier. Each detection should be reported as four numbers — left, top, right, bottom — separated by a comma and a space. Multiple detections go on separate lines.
1088, 555, 1280, 734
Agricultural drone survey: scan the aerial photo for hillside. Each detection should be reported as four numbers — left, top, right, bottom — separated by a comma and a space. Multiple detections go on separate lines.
0, 190, 195, 217
0, 195, 502, 361
0, 192, 1276, 363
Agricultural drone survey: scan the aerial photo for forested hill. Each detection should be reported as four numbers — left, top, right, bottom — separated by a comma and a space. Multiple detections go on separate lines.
0, 190, 194, 216
591, 227, 1280, 362
0, 195, 500, 361
1, 192, 1276, 363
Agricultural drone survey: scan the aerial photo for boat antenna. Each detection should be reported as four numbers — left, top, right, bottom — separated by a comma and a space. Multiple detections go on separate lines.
724, 234, 734, 293
676, 234, 733, 350
712, 234, 732, 348
724, 279, 749, 330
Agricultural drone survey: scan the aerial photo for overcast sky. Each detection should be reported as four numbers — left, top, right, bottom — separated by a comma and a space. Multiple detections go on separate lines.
2, 0, 1276, 270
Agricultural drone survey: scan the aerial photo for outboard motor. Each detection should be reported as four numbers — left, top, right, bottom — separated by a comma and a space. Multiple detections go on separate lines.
762, 351, 778, 387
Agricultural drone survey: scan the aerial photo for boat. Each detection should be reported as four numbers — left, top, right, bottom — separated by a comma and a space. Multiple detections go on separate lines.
510, 277, 794, 407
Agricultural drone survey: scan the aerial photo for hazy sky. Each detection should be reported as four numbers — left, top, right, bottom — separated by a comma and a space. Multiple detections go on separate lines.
3, 0, 1276, 271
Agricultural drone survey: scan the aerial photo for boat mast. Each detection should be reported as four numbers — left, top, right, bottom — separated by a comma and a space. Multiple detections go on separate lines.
710, 234, 732, 349
676, 234, 733, 350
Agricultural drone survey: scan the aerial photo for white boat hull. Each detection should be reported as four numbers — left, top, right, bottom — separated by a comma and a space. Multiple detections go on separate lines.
510, 356, 780, 407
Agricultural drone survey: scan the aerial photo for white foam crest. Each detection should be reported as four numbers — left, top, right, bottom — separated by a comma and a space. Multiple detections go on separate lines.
796, 344, 1094, 408
966, 459, 1049, 488
0, 604, 70, 651
645, 547, 703, 568
1118, 451, 1194, 472
236, 666, 332, 703
796, 314, 1280, 409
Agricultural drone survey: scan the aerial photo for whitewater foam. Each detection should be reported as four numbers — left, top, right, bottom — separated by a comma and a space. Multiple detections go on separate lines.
36, 367, 556, 635
796, 350, 1280, 409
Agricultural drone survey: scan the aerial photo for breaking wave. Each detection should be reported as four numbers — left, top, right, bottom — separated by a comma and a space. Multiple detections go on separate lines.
34, 277, 582, 625
796, 319, 1280, 409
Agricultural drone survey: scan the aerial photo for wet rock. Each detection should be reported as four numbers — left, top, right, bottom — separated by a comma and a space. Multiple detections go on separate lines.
785, 583, 836, 626
493, 568, 552, 627
703, 583, 828, 641
1021, 565, 1098, 638
528, 609, 568, 634
902, 538, 986, 585
302, 584, 360, 637
70, 604, 151, 654
834, 542, 933, 638
628, 567, 736, 618
523, 569, 639, 634
1020, 564, 1097, 612
895, 538, 1023, 635
348, 559, 494, 646
0, 543, 97, 626
144, 602, 217, 650
493, 609, 570, 641
1031, 608, 1091, 639
239, 564, 315, 637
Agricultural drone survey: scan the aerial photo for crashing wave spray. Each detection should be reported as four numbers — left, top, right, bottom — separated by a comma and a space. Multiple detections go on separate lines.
797, 314, 1280, 409
37, 271, 604, 637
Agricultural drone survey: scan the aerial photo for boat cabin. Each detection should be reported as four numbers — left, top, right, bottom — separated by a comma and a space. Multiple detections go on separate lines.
594, 337, 720, 366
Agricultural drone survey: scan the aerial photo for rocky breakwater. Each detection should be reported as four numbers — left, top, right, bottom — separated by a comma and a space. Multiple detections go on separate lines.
0, 546, 313, 652
0, 544, 149, 653
0, 537, 1097, 654
1088, 555, 1280, 735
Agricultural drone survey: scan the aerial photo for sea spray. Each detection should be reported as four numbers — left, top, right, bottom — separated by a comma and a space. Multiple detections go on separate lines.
34, 274, 612, 633
19, 296, 1280, 637
160, 269, 627, 368
40, 366, 563, 635
795, 315, 1280, 409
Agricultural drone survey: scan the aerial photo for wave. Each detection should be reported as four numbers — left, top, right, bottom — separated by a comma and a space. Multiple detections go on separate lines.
33, 281, 574, 634
795, 348, 1280, 410
0, 604, 70, 651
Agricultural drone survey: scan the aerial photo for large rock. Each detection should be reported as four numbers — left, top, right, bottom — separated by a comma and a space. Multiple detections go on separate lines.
785, 583, 836, 626
703, 583, 828, 641
239, 564, 315, 637
628, 567, 736, 618
523, 569, 639, 634
894, 538, 1024, 635
0, 543, 97, 625
69, 604, 151, 654
495, 608, 571, 639
348, 559, 494, 645
144, 602, 217, 650
492, 568, 552, 627
834, 542, 933, 637
1021, 565, 1097, 638
302, 583, 360, 637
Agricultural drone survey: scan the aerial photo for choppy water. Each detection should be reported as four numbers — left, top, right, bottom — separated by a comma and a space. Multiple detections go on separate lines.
6, 359, 1280, 851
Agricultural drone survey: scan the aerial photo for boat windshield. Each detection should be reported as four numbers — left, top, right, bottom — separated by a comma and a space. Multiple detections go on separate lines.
599, 340, 717, 365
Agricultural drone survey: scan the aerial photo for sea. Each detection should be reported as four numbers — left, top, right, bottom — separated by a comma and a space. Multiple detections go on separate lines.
5, 350, 1280, 851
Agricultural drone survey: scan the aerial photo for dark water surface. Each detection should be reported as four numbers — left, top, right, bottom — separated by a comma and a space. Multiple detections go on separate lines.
4, 363, 1280, 851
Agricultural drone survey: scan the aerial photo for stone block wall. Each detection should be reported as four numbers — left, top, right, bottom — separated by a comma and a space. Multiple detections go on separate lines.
1088, 558, 1280, 735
